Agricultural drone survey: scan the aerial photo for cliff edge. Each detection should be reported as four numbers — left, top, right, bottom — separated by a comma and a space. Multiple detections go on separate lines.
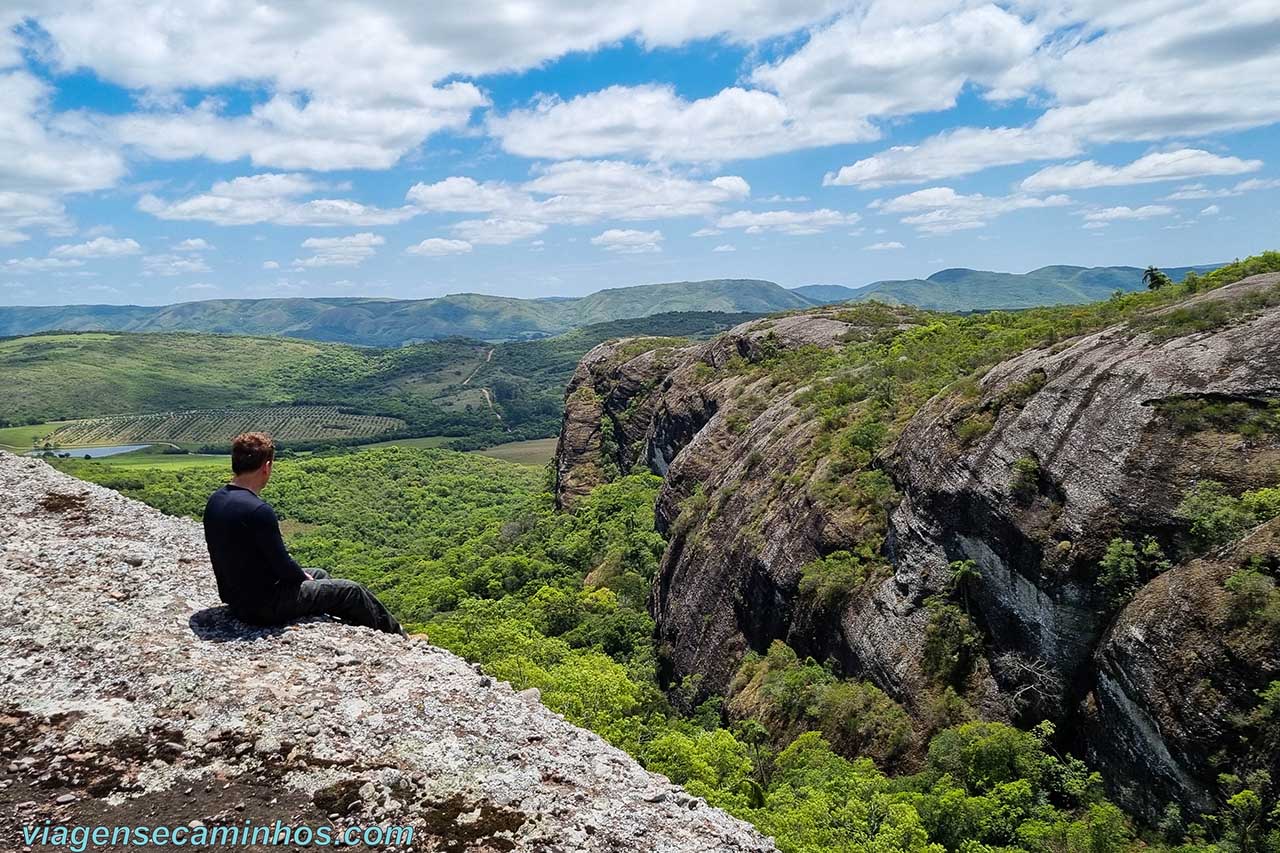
0, 452, 775, 852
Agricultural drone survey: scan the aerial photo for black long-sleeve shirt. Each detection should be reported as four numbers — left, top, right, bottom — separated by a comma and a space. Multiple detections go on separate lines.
203, 484, 307, 609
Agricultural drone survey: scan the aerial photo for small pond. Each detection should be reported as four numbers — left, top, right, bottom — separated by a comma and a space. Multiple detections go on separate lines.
28, 444, 152, 458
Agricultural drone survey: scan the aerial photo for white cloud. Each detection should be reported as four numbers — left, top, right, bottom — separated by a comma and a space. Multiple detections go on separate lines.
173, 282, 219, 297
1020, 149, 1261, 192
825, 126, 1080, 188
2, 256, 85, 274
1200, 204, 1221, 216
824, 1, 1280, 186
0, 71, 125, 196
51, 237, 142, 258
715, 208, 860, 235
139, 173, 417, 227
109, 88, 485, 172
174, 238, 213, 252
143, 253, 212, 276
262, 260, 280, 270
293, 233, 385, 268
0, 191, 74, 246
406, 238, 473, 257
1234, 178, 1280, 193
212, 173, 326, 199
590, 229, 663, 254
491, 85, 805, 162
1163, 177, 1280, 200
1079, 205, 1175, 228
712, 244, 736, 252
874, 187, 1071, 234
29, 1, 849, 172
35, 2, 844, 91
405, 177, 530, 215
408, 161, 750, 225
450, 218, 547, 246
691, 227, 723, 237
864, 241, 905, 250
491, 4, 1043, 162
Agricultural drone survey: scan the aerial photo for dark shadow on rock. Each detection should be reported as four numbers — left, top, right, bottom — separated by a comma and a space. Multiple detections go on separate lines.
189, 606, 334, 642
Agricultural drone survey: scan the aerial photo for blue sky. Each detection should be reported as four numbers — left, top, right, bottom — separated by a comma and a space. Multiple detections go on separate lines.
1, 1, 1278, 306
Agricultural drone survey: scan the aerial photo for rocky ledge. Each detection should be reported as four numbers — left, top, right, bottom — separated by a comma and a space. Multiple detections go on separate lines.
0, 452, 775, 852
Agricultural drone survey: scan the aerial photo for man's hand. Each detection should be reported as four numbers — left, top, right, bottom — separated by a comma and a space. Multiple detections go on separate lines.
303, 571, 313, 580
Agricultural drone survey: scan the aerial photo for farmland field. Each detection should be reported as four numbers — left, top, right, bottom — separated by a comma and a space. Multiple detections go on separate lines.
0, 421, 74, 450
470, 437, 558, 465
0, 313, 757, 452
64, 449, 232, 469
44, 406, 403, 447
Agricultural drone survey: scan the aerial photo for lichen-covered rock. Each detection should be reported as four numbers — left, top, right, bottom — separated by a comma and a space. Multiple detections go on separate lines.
0, 452, 776, 852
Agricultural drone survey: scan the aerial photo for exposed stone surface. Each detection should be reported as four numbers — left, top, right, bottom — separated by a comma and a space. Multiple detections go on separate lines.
1090, 520, 1280, 820
554, 309, 906, 700
0, 452, 776, 852
553, 274, 1280, 817
880, 273, 1280, 813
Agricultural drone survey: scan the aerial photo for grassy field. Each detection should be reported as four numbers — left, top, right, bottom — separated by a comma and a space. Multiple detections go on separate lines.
363, 435, 455, 450
470, 437, 558, 466
81, 451, 231, 469
44, 406, 402, 447
365, 435, 557, 464
0, 421, 73, 450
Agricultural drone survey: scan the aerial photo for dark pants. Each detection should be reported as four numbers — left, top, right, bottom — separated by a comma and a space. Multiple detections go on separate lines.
236, 569, 403, 635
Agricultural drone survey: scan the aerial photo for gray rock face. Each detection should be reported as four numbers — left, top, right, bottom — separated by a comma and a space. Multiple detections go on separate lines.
554, 309, 917, 699
880, 275, 1280, 686
1089, 521, 1280, 820
553, 274, 1280, 816
875, 274, 1280, 813
0, 452, 775, 852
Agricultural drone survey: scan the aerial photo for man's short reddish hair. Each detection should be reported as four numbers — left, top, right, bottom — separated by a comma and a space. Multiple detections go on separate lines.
231, 432, 275, 474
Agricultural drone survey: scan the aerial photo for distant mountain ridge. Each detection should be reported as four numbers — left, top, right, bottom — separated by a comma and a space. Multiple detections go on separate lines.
792, 263, 1223, 311
0, 279, 808, 347
0, 264, 1224, 345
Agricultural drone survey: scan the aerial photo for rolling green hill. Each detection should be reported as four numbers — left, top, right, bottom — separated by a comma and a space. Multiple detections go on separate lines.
0, 311, 759, 450
793, 263, 1223, 310
0, 279, 800, 346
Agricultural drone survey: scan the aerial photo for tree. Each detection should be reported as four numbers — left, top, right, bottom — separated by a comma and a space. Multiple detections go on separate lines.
994, 652, 1064, 716
948, 559, 982, 616
1143, 265, 1172, 290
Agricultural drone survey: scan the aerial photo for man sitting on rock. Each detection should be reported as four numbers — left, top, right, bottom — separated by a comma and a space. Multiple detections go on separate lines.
203, 432, 403, 636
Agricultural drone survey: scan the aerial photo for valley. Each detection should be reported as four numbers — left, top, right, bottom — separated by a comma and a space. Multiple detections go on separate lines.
2, 311, 758, 454
31, 251, 1280, 853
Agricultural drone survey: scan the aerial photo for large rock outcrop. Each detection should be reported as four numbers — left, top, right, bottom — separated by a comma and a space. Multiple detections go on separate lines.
875, 273, 1280, 813
1090, 520, 1280, 819
553, 274, 1280, 818
555, 311, 915, 693
0, 452, 775, 852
